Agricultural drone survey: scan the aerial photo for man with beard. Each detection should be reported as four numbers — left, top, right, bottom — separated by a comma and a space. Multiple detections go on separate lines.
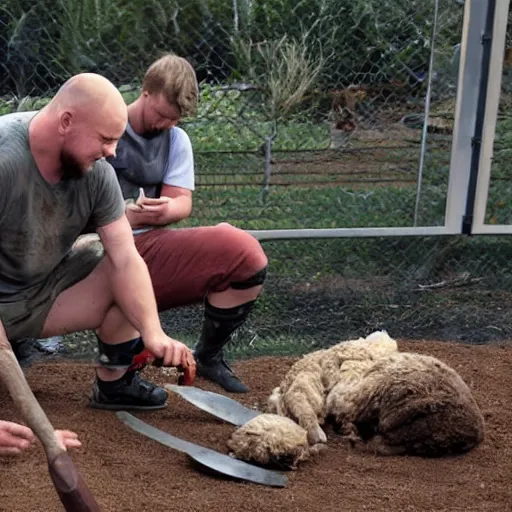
107, 54, 268, 393
0, 72, 195, 433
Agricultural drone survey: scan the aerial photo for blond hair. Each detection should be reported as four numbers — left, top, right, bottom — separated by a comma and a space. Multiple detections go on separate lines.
143, 54, 199, 117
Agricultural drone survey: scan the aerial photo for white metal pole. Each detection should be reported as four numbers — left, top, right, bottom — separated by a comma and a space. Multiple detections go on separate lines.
471, 0, 511, 233
444, 0, 491, 233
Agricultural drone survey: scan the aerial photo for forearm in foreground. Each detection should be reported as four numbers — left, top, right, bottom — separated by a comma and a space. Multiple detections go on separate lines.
108, 252, 163, 340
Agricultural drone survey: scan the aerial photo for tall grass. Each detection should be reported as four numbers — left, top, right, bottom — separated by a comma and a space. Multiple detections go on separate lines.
1, 0, 465, 99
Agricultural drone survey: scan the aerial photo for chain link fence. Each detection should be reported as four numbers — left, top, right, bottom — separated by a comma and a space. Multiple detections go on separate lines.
0, 0, 466, 228
1, 0, 512, 357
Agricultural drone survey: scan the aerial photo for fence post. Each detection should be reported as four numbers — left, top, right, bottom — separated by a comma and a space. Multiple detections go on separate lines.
462, 0, 499, 234
444, 0, 492, 233
470, 0, 511, 232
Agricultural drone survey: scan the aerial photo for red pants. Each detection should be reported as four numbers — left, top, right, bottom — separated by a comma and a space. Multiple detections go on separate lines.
134, 223, 268, 311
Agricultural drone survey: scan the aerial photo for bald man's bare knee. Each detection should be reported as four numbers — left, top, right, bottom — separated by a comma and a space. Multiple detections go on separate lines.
40, 256, 137, 342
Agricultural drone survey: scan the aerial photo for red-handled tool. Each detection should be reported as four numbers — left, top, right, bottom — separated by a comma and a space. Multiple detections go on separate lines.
131, 349, 196, 385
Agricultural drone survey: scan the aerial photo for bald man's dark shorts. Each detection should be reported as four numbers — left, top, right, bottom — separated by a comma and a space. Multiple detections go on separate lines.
0, 244, 104, 344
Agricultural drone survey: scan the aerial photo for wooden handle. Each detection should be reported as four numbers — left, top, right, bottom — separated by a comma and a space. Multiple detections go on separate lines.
50, 453, 101, 511
0, 344, 63, 461
0, 340, 101, 511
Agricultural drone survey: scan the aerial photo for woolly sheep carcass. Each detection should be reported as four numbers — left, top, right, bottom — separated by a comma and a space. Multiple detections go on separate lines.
267, 331, 398, 445
325, 352, 485, 457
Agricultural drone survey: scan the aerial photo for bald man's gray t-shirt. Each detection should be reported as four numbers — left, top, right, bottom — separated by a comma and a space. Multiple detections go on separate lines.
0, 111, 125, 340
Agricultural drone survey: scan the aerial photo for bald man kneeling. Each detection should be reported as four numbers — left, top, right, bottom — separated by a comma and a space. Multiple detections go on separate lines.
0, 73, 195, 426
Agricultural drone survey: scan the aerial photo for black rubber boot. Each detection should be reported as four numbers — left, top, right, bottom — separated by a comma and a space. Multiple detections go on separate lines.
89, 370, 168, 410
193, 299, 255, 393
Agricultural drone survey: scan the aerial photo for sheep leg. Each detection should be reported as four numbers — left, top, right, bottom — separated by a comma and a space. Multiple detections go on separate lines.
283, 393, 327, 444
266, 387, 283, 415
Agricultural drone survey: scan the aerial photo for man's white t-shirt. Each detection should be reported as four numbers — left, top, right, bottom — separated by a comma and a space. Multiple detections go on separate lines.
162, 126, 195, 191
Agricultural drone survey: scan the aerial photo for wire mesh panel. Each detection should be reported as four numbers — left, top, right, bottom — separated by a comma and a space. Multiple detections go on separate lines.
154, 234, 512, 359
485, 9, 512, 226
1, 0, 464, 230
184, 0, 466, 230
1, 0, 512, 357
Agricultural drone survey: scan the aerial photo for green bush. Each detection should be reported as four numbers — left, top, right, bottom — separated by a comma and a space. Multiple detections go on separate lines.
1, 0, 464, 99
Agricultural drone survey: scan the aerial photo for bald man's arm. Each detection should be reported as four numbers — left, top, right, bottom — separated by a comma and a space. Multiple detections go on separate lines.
0, 318, 11, 351
96, 215, 165, 341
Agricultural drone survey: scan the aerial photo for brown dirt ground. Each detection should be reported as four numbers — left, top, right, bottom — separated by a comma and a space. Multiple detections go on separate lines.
1, 339, 511, 512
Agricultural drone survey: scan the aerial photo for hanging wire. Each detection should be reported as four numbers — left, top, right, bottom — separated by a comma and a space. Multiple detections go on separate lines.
414, 0, 440, 226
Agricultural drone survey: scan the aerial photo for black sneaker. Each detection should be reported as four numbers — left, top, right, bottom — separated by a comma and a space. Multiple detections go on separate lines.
13, 338, 56, 368
196, 357, 249, 393
89, 370, 168, 410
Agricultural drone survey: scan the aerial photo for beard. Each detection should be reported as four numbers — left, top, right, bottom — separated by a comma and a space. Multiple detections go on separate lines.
59, 149, 89, 181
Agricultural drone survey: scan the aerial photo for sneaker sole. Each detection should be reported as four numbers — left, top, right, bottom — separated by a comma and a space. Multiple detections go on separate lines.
88, 400, 167, 411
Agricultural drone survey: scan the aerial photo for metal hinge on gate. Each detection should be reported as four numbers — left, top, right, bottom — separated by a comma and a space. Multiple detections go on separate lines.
462, 214, 473, 235
471, 136, 482, 148
481, 33, 492, 44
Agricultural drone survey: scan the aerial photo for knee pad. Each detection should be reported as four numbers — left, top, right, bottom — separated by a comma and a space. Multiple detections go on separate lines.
230, 265, 268, 290
97, 336, 151, 371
